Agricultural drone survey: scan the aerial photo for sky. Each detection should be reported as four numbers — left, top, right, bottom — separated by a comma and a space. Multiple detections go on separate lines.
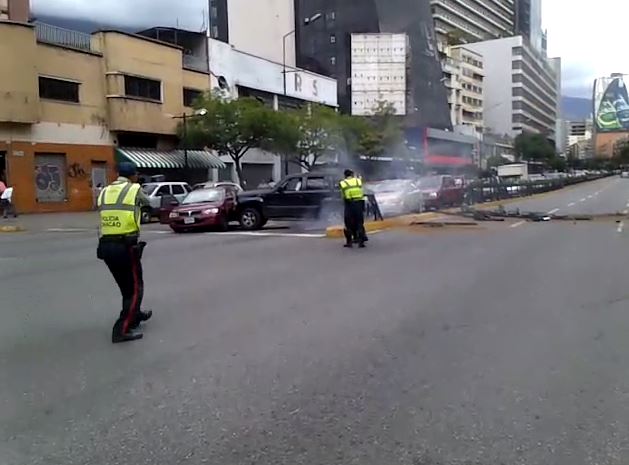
31, 0, 629, 99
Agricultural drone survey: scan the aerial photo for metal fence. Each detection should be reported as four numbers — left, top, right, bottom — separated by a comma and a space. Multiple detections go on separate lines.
464, 174, 609, 205
35, 22, 93, 53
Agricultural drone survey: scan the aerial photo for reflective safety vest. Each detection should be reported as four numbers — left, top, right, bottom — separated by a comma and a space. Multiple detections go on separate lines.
340, 177, 364, 201
97, 181, 141, 236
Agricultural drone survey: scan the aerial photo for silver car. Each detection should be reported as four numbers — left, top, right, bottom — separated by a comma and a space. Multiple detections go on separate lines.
366, 179, 423, 217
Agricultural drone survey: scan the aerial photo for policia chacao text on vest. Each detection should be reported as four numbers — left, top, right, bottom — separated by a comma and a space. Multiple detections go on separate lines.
97, 162, 152, 344
339, 169, 367, 249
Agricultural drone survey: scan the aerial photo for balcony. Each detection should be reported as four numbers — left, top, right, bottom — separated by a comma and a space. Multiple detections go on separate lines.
107, 97, 176, 135
34, 22, 93, 53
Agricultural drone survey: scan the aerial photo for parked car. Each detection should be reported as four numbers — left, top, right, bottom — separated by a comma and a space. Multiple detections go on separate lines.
417, 175, 466, 210
366, 179, 423, 217
621, 171, 629, 178
141, 182, 191, 223
165, 187, 239, 232
192, 181, 243, 193
235, 172, 346, 230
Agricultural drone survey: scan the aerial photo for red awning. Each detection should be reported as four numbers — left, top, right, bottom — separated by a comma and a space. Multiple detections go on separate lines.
425, 155, 473, 166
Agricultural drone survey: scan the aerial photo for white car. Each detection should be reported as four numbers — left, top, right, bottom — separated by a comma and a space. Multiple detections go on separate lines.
621, 171, 629, 178
141, 182, 192, 222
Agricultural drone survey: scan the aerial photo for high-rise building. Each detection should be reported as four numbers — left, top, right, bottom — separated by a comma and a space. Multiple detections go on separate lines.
465, 36, 559, 139
515, 0, 545, 55
294, 0, 452, 129
442, 45, 484, 133
430, 0, 515, 45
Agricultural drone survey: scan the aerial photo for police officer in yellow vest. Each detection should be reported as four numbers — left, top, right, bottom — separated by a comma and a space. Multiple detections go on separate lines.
340, 169, 367, 248
97, 163, 152, 343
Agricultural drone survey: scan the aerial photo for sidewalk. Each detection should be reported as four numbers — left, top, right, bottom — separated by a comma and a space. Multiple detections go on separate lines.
0, 211, 99, 233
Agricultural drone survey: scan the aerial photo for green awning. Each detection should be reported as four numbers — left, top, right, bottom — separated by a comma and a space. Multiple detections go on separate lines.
116, 148, 225, 170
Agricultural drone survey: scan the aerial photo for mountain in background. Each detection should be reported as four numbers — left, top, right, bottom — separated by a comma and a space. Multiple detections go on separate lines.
561, 96, 592, 121
32, 14, 136, 33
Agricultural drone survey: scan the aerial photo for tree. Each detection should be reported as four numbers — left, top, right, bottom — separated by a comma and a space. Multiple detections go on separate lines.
268, 105, 344, 171
357, 101, 403, 160
181, 92, 281, 186
486, 155, 512, 168
514, 132, 555, 162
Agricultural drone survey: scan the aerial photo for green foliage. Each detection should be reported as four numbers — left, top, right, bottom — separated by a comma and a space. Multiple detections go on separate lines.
181, 92, 281, 185
357, 101, 404, 160
613, 139, 629, 166
486, 155, 512, 168
267, 105, 344, 171
514, 132, 556, 162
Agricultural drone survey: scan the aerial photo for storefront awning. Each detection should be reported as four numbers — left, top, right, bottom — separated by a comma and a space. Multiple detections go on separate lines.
116, 148, 225, 170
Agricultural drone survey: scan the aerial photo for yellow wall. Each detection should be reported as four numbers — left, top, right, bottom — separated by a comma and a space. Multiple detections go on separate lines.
0, 21, 39, 123
94, 31, 200, 134
183, 69, 210, 94
37, 43, 107, 126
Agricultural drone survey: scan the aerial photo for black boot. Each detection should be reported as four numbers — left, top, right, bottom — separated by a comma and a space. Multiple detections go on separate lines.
131, 309, 153, 329
112, 328, 143, 344
343, 242, 353, 248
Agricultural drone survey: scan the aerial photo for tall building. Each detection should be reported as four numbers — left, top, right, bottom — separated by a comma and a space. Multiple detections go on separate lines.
430, 0, 515, 45
465, 36, 559, 139
210, 0, 296, 66
442, 45, 484, 133
294, 0, 452, 130
0, 0, 29, 21
514, 0, 545, 55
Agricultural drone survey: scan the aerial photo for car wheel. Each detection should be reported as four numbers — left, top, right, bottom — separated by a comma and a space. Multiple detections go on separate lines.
140, 208, 152, 224
240, 208, 263, 230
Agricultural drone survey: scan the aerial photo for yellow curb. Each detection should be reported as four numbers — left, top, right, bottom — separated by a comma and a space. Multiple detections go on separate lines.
0, 225, 25, 233
326, 212, 440, 238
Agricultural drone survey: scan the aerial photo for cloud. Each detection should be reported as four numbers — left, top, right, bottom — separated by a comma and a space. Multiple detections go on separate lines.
32, 0, 208, 31
543, 0, 629, 97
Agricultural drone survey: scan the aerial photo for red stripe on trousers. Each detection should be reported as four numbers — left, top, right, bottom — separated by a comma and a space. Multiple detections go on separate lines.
122, 246, 140, 334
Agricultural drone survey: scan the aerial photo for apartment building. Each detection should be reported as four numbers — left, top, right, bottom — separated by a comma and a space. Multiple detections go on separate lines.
442, 45, 484, 133
465, 36, 559, 140
0, 20, 222, 213
515, 0, 545, 55
430, 0, 515, 44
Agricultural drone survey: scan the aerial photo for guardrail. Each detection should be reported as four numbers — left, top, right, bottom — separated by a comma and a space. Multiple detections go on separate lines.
464, 174, 609, 205
35, 22, 93, 52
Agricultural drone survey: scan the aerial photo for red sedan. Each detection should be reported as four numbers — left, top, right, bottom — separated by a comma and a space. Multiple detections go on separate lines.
167, 187, 238, 232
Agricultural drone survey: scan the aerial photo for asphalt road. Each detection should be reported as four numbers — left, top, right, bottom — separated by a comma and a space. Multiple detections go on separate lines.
3, 176, 629, 464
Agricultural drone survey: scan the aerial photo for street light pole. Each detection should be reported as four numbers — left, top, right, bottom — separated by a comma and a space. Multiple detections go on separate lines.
183, 112, 188, 171
282, 13, 323, 97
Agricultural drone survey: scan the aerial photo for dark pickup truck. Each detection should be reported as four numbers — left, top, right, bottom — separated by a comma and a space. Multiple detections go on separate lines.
236, 172, 345, 230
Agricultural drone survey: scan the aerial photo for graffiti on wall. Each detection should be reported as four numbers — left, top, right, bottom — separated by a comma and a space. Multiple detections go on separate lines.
34, 154, 67, 202
67, 162, 87, 179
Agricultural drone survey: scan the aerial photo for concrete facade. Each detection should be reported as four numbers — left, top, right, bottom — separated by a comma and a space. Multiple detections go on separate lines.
465, 36, 559, 140
431, 0, 515, 44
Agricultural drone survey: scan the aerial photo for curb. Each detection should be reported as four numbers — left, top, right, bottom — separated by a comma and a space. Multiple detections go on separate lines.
325, 178, 611, 238
326, 212, 439, 238
0, 225, 25, 233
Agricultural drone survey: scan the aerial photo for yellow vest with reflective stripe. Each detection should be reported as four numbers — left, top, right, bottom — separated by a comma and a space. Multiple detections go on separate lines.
97, 181, 141, 236
340, 177, 364, 201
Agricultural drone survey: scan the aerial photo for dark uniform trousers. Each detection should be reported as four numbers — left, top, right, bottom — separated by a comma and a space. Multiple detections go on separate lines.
344, 200, 366, 244
98, 236, 145, 334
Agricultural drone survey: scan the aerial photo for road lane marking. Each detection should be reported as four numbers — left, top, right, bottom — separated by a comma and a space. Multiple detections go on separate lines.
624, 210, 629, 215
618, 222, 625, 234
568, 202, 576, 207
579, 198, 587, 202
46, 228, 91, 232
510, 220, 526, 228
587, 195, 593, 199
548, 208, 560, 214
214, 231, 326, 238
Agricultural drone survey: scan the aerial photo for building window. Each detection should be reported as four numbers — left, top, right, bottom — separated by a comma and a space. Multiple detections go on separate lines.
124, 75, 161, 102
330, 56, 336, 66
38, 77, 79, 103
183, 88, 203, 107
330, 34, 336, 44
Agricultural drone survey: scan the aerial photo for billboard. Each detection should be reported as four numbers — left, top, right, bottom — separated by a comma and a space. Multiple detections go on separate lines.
594, 74, 629, 133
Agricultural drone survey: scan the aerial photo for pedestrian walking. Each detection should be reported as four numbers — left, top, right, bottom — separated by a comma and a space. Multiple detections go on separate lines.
339, 169, 367, 248
1, 185, 17, 219
97, 163, 152, 343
